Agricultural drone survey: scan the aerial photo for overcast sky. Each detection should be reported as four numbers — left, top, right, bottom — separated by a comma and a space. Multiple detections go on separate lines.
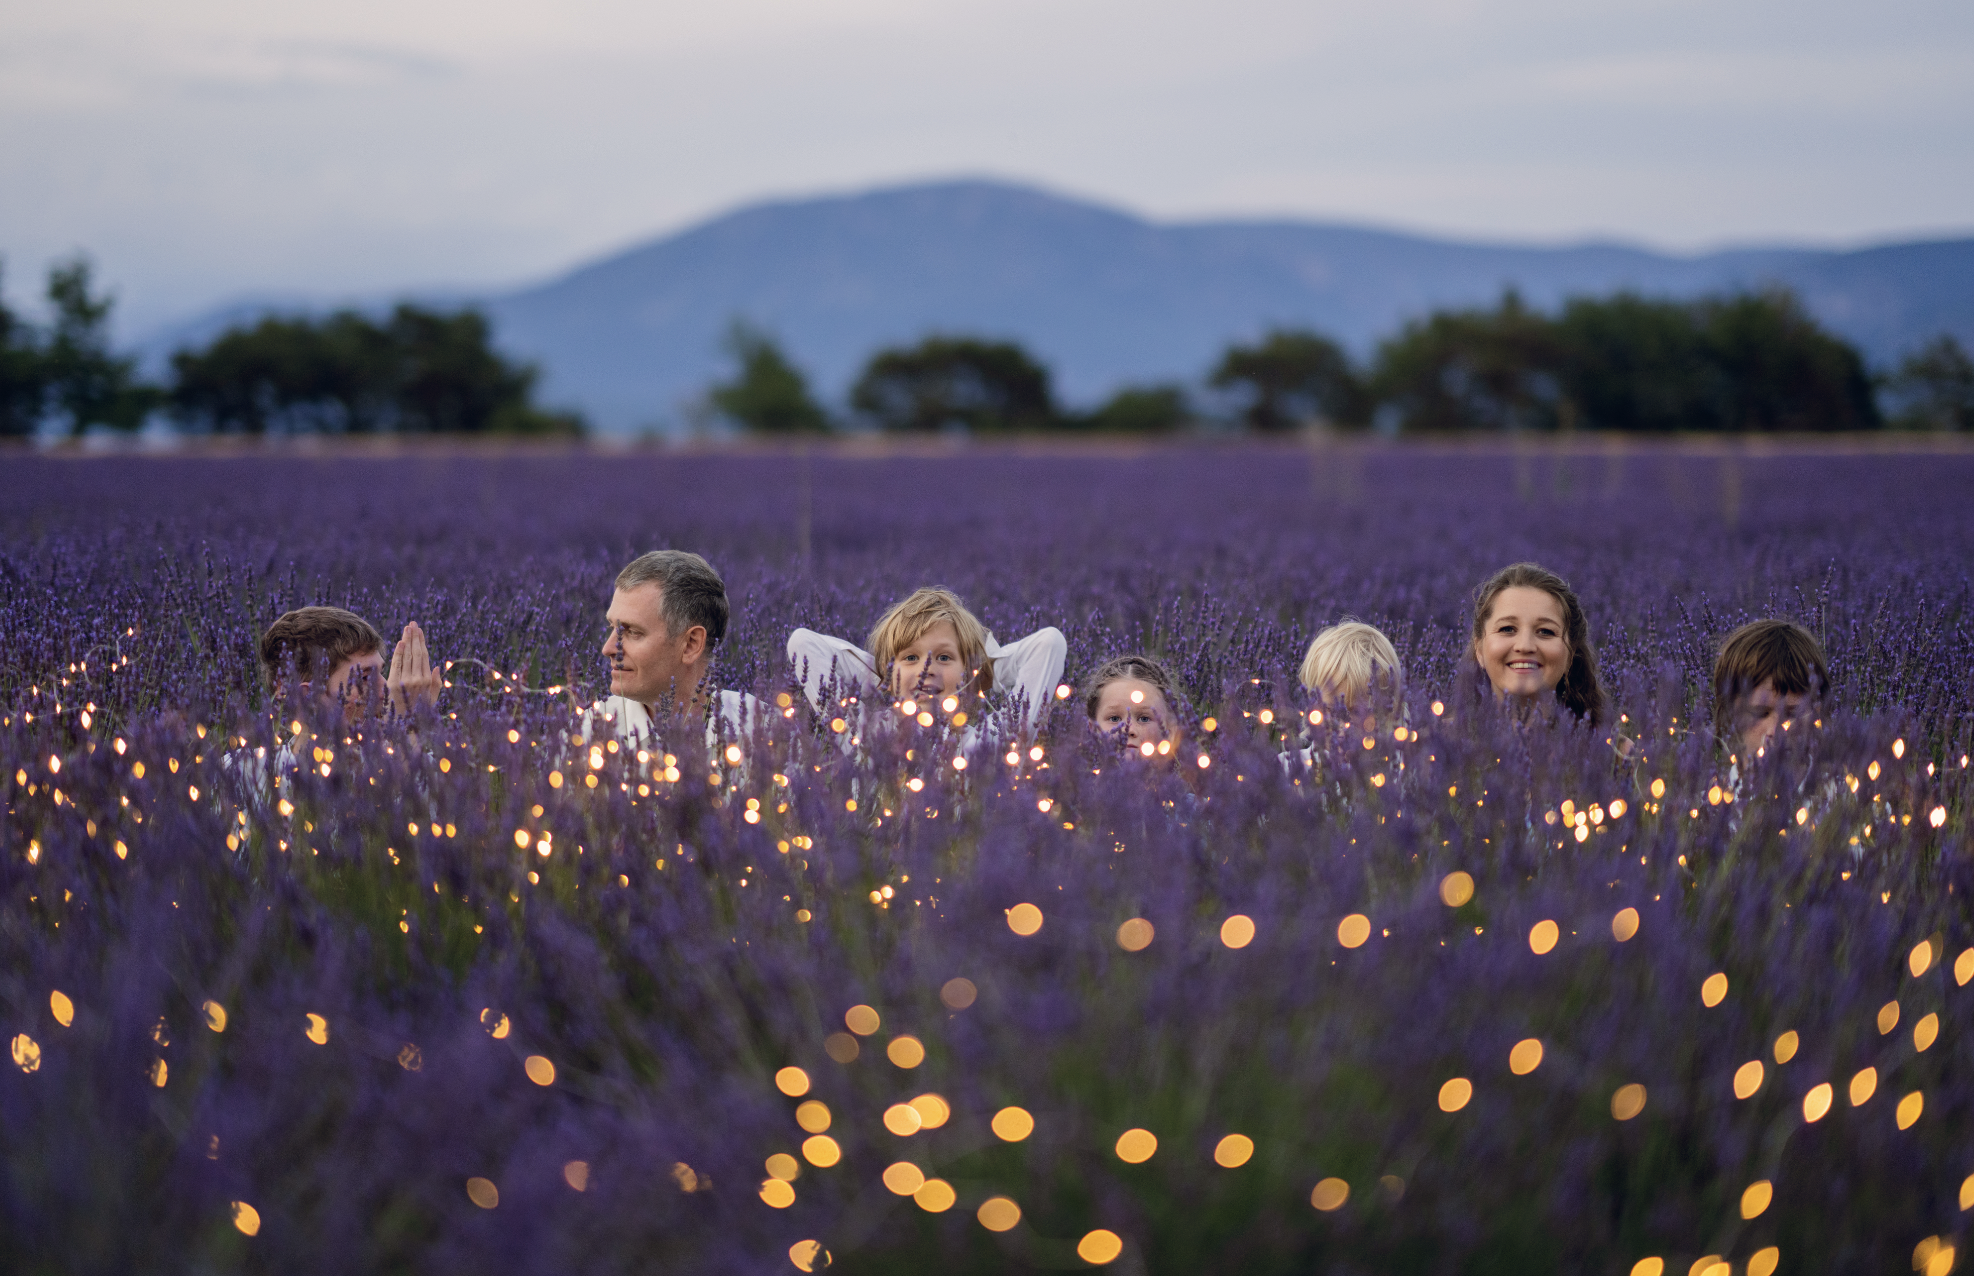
4, 0, 1971, 334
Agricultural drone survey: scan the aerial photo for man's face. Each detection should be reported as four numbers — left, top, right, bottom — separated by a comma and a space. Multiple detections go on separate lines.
602, 584, 702, 707
1735, 678, 1809, 758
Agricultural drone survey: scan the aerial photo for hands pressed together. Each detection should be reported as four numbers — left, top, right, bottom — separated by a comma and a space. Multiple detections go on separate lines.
388, 622, 443, 716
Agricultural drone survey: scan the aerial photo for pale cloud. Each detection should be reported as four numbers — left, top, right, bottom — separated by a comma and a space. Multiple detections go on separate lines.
0, 0, 1967, 333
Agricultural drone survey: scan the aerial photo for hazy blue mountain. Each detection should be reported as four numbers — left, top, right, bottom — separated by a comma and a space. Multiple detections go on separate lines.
141, 179, 1974, 434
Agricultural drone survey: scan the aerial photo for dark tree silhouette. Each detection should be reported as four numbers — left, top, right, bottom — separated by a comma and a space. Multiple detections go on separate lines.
851, 336, 1056, 433
1209, 329, 1367, 431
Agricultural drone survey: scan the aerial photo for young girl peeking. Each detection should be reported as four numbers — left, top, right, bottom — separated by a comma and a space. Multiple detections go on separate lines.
1468, 563, 1606, 727
1083, 655, 1183, 766
787, 587, 1066, 744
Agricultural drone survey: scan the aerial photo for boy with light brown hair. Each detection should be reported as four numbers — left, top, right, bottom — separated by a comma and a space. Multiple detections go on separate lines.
1712, 619, 1828, 759
258, 606, 441, 718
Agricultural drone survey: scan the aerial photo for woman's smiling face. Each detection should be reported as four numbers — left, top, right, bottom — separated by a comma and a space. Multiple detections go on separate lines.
1474, 586, 1570, 700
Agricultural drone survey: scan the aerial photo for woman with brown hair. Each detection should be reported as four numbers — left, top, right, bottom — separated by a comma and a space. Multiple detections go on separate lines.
1468, 562, 1606, 727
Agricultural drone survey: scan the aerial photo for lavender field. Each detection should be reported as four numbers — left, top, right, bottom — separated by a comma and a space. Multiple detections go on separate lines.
3, 442, 1971, 1275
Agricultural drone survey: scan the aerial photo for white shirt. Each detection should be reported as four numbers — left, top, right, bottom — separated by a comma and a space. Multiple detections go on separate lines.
581, 688, 768, 761
786, 625, 1066, 742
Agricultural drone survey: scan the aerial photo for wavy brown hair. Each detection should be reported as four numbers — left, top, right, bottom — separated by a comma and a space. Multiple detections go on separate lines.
1470, 562, 1605, 727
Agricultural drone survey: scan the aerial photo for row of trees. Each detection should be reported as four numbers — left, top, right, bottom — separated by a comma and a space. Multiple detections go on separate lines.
712, 292, 1974, 435
0, 258, 582, 438
6, 256, 1968, 439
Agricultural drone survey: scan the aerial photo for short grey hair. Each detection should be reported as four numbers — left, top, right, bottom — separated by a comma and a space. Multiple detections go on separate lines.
615, 550, 729, 649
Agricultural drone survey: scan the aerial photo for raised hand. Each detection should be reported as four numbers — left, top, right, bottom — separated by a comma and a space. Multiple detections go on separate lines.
388, 621, 443, 715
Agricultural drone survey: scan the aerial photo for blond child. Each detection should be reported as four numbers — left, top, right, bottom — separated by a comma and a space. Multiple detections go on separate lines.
787, 587, 1065, 743
1299, 621, 1403, 724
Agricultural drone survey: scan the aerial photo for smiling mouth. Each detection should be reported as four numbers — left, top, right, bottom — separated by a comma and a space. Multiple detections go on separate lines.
1507, 660, 1542, 672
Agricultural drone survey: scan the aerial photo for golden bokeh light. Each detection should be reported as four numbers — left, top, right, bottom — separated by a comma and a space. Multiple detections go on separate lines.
914, 1179, 957, 1212
11, 1033, 40, 1073
1076, 1230, 1124, 1265
1773, 1030, 1799, 1064
801, 1135, 842, 1167
992, 1106, 1035, 1142
759, 1178, 796, 1208
1611, 1084, 1647, 1121
1897, 1090, 1924, 1129
1116, 918, 1155, 951
1910, 938, 1936, 977
466, 1177, 499, 1209
1740, 1180, 1773, 1218
1214, 1134, 1254, 1167
976, 1196, 1022, 1232
1734, 1060, 1765, 1099
525, 1055, 556, 1086
1221, 915, 1257, 949
776, 1066, 811, 1097
1803, 1082, 1834, 1122
1114, 1128, 1158, 1163
1628, 1259, 1664, 1276
887, 1036, 927, 1068
1916, 1239, 1956, 1276
883, 1103, 923, 1136
1915, 1013, 1940, 1052
1691, 1256, 1728, 1276
564, 1160, 591, 1190
1748, 1247, 1780, 1276
1439, 872, 1474, 907
882, 1162, 925, 1195
304, 1014, 330, 1045
1438, 1078, 1473, 1112
1509, 1039, 1543, 1075
1849, 1066, 1877, 1106
1007, 904, 1044, 936
1337, 914, 1371, 949
1310, 1177, 1350, 1211
231, 1201, 260, 1236
481, 1009, 511, 1040
796, 1100, 832, 1133
765, 1153, 799, 1182
909, 1093, 951, 1129
50, 991, 74, 1028
824, 1033, 859, 1063
1611, 908, 1640, 942
1528, 920, 1559, 955
941, 978, 978, 1009
845, 1005, 881, 1036
1957, 948, 1974, 986
1700, 972, 1728, 1007
150, 1059, 169, 1088
788, 1240, 830, 1272
1959, 1174, 1974, 1211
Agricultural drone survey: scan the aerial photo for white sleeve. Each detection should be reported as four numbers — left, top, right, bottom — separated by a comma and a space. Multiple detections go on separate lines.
786, 629, 881, 715
985, 626, 1067, 734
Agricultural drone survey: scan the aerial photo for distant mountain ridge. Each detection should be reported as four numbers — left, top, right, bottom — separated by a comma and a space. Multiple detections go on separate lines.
139, 180, 1974, 434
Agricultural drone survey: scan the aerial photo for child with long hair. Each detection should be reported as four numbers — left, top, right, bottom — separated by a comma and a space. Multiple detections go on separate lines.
787, 587, 1065, 743
1467, 562, 1605, 727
